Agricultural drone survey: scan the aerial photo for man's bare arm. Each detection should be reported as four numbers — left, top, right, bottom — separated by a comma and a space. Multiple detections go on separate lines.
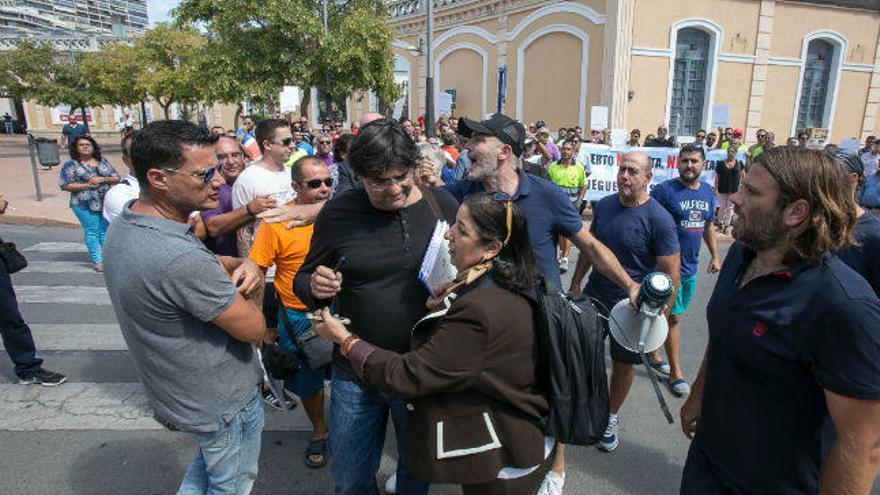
258, 202, 323, 229
568, 227, 639, 303
820, 390, 880, 494
703, 222, 721, 273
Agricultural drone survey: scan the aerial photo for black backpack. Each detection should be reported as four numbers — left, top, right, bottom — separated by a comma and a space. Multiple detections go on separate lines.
529, 279, 609, 446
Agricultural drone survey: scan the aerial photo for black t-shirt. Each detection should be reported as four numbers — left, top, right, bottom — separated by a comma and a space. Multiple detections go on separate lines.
695, 242, 880, 493
714, 160, 743, 194
835, 212, 880, 297
645, 137, 675, 148
294, 187, 459, 380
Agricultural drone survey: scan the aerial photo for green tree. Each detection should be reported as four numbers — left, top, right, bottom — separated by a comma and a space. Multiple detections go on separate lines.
175, 0, 400, 119
0, 40, 103, 129
136, 23, 206, 119
80, 42, 150, 122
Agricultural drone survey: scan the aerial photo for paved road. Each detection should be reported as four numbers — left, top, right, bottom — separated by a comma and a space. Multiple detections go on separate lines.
5, 224, 873, 494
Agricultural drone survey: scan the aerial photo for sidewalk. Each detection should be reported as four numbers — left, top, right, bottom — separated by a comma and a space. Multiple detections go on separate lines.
0, 134, 125, 228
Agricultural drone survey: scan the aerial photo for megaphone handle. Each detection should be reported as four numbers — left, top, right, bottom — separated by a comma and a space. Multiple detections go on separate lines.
640, 350, 675, 424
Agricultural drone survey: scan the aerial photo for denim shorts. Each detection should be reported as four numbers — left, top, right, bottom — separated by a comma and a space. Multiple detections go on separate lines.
277, 306, 328, 399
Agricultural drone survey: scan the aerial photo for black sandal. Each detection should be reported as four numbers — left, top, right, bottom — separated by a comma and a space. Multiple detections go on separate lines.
305, 437, 329, 468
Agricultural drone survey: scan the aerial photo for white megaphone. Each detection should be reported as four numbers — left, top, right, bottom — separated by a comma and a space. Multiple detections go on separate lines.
608, 272, 675, 424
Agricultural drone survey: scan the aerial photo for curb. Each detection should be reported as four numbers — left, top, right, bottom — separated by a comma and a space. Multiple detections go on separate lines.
0, 215, 79, 228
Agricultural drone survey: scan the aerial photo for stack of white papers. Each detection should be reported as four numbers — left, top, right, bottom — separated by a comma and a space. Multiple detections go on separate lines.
418, 221, 457, 297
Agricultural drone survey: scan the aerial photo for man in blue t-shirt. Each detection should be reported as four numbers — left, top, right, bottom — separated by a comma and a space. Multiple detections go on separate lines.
570, 150, 680, 453
679, 147, 880, 494
650, 144, 720, 397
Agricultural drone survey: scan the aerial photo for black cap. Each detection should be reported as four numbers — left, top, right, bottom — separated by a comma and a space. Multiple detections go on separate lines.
827, 149, 865, 177
458, 113, 527, 157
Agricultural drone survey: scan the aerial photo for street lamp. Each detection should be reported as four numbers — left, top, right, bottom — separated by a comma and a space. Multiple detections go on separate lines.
424, 0, 434, 137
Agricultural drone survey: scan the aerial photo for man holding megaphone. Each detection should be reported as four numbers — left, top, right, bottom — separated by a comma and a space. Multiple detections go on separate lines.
570, 150, 681, 452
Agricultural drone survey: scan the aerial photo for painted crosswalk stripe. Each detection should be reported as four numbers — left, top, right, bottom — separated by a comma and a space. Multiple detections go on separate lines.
28, 324, 126, 351
20, 261, 97, 274
14, 285, 111, 305
22, 242, 88, 253
0, 383, 314, 431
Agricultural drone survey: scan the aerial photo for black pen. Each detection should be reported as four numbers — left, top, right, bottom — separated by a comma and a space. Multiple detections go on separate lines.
332, 256, 346, 276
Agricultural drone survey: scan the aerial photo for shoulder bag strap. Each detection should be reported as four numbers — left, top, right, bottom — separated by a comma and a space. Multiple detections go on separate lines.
419, 185, 443, 221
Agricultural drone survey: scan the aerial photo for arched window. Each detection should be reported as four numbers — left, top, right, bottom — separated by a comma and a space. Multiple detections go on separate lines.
796, 39, 834, 130
670, 28, 710, 136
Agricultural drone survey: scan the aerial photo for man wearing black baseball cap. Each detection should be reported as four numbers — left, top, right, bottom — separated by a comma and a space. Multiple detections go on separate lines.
447, 112, 639, 489
451, 113, 638, 297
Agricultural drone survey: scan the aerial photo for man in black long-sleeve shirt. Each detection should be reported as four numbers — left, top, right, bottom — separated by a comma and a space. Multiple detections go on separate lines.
294, 119, 457, 495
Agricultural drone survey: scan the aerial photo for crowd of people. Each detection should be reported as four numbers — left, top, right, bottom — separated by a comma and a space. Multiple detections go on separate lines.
1, 107, 879, 495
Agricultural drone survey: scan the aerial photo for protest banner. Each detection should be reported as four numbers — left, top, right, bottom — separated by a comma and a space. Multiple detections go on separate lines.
576, 145, 745, 202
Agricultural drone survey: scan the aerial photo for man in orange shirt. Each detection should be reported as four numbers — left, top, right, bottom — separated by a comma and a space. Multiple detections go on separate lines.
249, 155, 333, 468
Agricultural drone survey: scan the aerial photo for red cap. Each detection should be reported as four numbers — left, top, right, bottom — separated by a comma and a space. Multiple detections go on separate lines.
732, 128, 743, 137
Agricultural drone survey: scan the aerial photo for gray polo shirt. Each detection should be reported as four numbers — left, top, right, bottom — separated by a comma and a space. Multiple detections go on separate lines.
104, 201, 261, 433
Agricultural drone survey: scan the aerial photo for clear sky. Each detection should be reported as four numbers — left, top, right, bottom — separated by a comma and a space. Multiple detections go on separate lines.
148, 0, 182, 26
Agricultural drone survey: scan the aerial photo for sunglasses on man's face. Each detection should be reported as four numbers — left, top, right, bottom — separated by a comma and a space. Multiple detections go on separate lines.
275, 137, 294, 146
304, 178, 334, 189
162, 165, 220, 184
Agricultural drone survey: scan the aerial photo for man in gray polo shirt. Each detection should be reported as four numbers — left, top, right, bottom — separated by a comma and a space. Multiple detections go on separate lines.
104, 120, 267, 494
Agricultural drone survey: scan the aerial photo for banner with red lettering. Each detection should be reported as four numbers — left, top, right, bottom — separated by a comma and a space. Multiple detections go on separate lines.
575, 145, 746, 201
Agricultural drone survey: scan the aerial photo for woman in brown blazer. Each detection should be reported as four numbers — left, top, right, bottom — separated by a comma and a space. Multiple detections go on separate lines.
313, 193, 553, 494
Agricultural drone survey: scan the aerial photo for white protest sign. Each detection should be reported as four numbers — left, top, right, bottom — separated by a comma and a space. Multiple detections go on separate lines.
436, 93, 453, 117
610, 129, 628, 148
392, 98, 406, 120
279, 86, 300, 113
590, 106, 608, 131
711, 105, 730, 128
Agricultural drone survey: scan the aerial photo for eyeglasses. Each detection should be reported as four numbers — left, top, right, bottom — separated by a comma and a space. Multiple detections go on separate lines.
318, 140, 332, 145
304, 178, 334, 189
162, 165, 220, 184
216, 152, 244, 161
362, 171, 412, 190
273, 137, 294, 146
334, 124, 343, 128
696, 134, 706, 139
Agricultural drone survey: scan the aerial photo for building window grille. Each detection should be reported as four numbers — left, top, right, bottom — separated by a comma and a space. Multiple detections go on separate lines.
670, 28, 710, 136
796, 39, 833, 131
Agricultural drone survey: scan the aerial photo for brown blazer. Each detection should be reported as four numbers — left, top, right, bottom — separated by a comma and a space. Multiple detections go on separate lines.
348, 275, 549, 485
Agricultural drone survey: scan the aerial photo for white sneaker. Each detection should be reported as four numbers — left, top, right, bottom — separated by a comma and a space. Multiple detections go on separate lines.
535, 471, 565, 495
559, 257, 569, 273
597, 414, 619, 452
384, 473, 397, 494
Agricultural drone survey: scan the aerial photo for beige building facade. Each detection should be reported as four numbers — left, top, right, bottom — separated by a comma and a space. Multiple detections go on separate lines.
356, 0, 880, 143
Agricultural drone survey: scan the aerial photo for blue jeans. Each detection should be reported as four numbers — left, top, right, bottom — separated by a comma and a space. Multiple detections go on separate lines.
178, 390, 264, 495
0, 260, 42, 378
71, 205, 108, 263
330, 373, 429, 495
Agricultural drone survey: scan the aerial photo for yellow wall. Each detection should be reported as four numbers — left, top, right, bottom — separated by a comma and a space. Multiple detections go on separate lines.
763, 66, 800, 138
714, 61, 753, 131
832, 71, 871, 140
626, 56, 671, 134
632, 0, 759, 54
772, 2, 879, 63
521, 31, 583, 126
439, 48, 486, 118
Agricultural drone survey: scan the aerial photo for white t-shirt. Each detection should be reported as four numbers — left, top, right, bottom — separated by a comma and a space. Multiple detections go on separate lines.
103, 175, 140, 223
231, 163, 295, 210
231, 163, 294, 281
